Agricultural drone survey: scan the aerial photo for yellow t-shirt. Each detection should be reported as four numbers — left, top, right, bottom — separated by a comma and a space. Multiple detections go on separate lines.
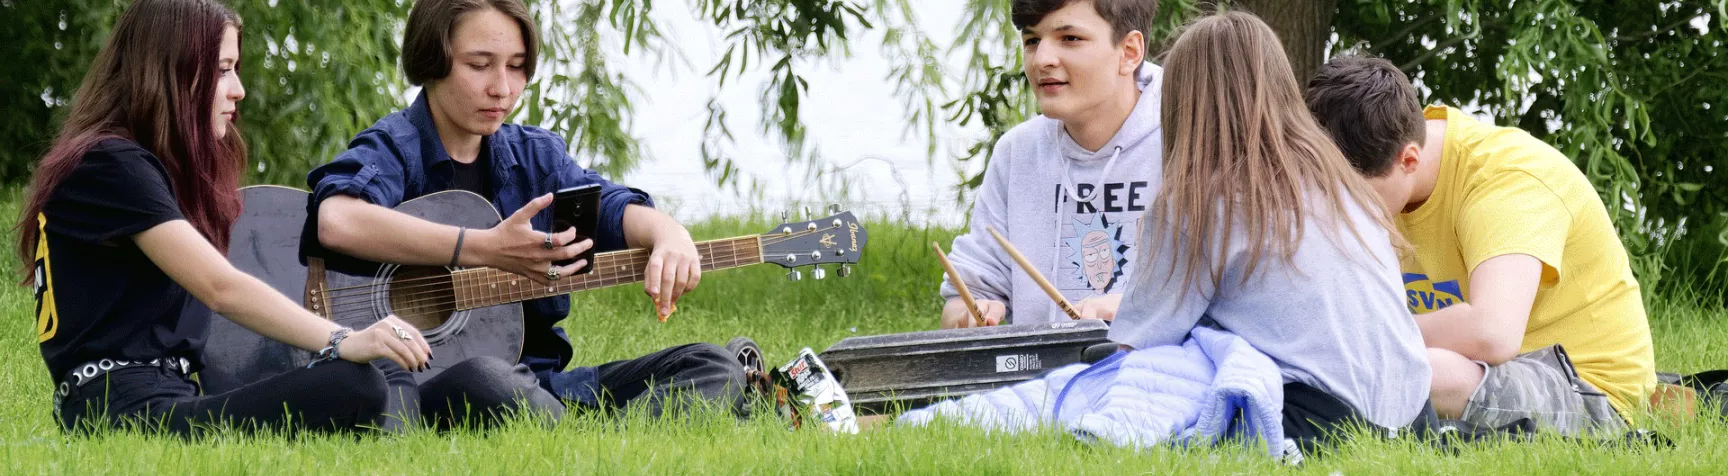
1400, 106, 1655, 415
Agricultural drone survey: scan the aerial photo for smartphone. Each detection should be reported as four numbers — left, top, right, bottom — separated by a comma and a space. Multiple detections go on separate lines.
552, 184, 602, 275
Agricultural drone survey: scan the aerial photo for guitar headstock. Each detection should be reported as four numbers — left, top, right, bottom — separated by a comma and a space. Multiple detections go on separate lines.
759, 206, 868, 280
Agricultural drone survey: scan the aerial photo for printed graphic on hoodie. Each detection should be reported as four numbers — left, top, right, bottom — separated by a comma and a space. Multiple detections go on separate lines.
1065, 212, 1132, 293
1052, 182, 1149, 295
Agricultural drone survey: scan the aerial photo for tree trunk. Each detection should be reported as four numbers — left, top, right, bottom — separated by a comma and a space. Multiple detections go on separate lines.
1230, 0, 1338, 86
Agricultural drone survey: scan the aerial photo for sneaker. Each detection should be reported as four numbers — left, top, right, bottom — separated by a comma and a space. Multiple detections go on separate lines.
726, 336, 765, 373
726, 336, 773, 397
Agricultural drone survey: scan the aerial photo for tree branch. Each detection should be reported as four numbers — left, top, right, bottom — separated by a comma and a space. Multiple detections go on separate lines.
1606, 16, 1703, 43
1372, 15, 1439, 51
1398, 33, 1474, 71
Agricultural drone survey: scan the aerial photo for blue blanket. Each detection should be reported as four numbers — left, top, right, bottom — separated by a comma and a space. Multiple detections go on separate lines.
898, 326, 1287, 456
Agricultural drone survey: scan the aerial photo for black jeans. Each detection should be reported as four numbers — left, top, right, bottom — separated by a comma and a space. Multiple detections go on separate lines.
579, 343, 750, 417
58, 361, 386, 436
379, 356, 565, 431
385, 344, 747, 425
531, 343, 748, 417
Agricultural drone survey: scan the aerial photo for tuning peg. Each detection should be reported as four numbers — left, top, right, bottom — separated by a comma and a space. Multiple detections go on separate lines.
781, 210, 789, 222
803, 206, 813, 221
827, 204, 840, 215
787, 269, 802, 282
838, 264, 853, 278
812, 267, 827, 280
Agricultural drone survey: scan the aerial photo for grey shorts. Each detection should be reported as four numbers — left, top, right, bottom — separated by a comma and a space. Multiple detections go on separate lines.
1460, 344, 1625, 436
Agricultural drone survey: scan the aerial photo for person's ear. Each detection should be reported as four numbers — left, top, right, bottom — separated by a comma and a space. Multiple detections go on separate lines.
1398, 143, 1421, 174
1120, 30, 1145, 74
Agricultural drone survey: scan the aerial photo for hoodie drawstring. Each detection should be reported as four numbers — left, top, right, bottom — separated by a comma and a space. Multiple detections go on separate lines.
1046, 142, 1123, 321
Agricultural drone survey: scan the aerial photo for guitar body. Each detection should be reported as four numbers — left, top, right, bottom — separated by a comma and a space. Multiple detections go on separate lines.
202, 186, 524, 393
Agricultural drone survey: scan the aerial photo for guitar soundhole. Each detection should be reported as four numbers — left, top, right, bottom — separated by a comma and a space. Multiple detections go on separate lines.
387, 267, 458, 332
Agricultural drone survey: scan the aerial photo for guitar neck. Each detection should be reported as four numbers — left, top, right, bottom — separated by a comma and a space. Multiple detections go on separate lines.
450, 235, 765, 310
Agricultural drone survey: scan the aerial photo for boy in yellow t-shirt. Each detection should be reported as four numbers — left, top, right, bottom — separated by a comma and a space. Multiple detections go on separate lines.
1303, 55, 1655, 435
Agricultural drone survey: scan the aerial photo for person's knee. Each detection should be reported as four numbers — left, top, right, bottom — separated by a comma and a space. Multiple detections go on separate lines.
430, 357, 561, 417
682, 343, 746, 382
323, 361, 389, 416
447, 356, 517, 380
438, 357, 528, 400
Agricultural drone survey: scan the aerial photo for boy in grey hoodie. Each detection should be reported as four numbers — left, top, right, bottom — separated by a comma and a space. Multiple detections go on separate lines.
940, 0, 1164, 327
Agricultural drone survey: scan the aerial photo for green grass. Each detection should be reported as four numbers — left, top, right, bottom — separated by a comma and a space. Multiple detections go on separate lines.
1, 208, 1726, 474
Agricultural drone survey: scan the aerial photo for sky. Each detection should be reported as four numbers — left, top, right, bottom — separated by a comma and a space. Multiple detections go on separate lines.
601, 2, 990, 226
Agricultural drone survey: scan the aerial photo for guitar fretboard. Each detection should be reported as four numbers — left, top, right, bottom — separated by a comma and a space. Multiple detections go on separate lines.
449, 236, 764, 310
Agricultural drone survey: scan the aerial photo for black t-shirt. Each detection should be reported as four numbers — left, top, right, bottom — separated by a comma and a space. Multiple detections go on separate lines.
34, 139, 207, 382
448, 141, 492, 198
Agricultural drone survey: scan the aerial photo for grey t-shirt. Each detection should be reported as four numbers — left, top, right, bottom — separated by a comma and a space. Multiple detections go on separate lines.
1108, 195, 1431, 428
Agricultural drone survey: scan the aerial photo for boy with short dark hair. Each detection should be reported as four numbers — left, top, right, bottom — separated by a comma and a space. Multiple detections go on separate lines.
940, 0, 1165, 328
308, 0, 752, 419
1305, 55, 1655, 434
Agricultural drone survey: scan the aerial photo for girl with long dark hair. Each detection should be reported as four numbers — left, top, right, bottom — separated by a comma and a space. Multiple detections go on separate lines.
19, 0, 431, 435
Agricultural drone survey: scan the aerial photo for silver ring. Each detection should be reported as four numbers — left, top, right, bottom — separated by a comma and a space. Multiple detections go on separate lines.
542, 231, 555, 250
546, 266, 560, 281
391, 324, 413, 341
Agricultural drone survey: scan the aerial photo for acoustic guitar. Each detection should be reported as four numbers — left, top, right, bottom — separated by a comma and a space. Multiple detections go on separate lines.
200, 185, 867, 393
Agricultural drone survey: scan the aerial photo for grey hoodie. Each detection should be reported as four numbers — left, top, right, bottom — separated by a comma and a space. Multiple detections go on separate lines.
941, 63, 1164, 324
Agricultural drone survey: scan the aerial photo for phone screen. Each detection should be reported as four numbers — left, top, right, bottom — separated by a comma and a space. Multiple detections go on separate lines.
552, 184, 602, 275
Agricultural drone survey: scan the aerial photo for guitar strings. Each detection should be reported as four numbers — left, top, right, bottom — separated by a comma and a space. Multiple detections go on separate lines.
314, 227, 811, 296
328, 244, 757, 315
318, 222, 837, 301
315, 235, 759, 299
332, 248, 762, 319
320, 240, 754, 313
412, 247, 760, 316
319, 239, 761, 316
318, 222, 851, 317
318, 237, 757, 305
314, 223, 835, 300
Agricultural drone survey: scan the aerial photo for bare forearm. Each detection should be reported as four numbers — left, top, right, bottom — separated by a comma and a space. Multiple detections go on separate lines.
1414, 302, 1476, 349
622, 204, 687, 249
207, 274, 342, 352
1416, 255, 1545, 364
318, 196, 472, 266
1414, 301, 1518, 364
136, 221, 340, 353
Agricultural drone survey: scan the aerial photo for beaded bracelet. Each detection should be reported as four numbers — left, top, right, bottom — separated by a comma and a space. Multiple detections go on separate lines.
307, 327, 354, 368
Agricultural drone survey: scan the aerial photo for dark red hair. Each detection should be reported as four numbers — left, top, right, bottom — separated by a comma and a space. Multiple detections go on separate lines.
16, 0, 248, 282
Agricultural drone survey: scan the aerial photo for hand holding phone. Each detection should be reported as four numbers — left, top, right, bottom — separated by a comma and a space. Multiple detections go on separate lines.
553, 184, 602, 275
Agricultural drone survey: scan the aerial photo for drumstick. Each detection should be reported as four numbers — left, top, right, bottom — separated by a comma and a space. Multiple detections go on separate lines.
986, 226, 1082, 320
931, 242, 986, 327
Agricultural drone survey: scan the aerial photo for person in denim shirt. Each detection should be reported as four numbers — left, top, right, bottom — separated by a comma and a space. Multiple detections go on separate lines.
306, 0, 749, 417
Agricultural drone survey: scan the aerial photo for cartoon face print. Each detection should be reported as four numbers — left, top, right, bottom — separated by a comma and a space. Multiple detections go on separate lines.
1080, 230, 1115, 291
1064, 213, 1130, 293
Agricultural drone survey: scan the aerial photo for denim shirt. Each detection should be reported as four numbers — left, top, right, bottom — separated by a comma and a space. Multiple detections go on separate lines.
305, 92, 651, 386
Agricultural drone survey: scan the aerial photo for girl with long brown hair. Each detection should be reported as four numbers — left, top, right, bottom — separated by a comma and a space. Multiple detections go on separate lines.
19, 0, 431, 435
1108, 11, 1431, 431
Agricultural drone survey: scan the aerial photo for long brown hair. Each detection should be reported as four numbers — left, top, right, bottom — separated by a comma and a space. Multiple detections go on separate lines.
16, 0, 247, 282
1150, 11, 1402, 294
